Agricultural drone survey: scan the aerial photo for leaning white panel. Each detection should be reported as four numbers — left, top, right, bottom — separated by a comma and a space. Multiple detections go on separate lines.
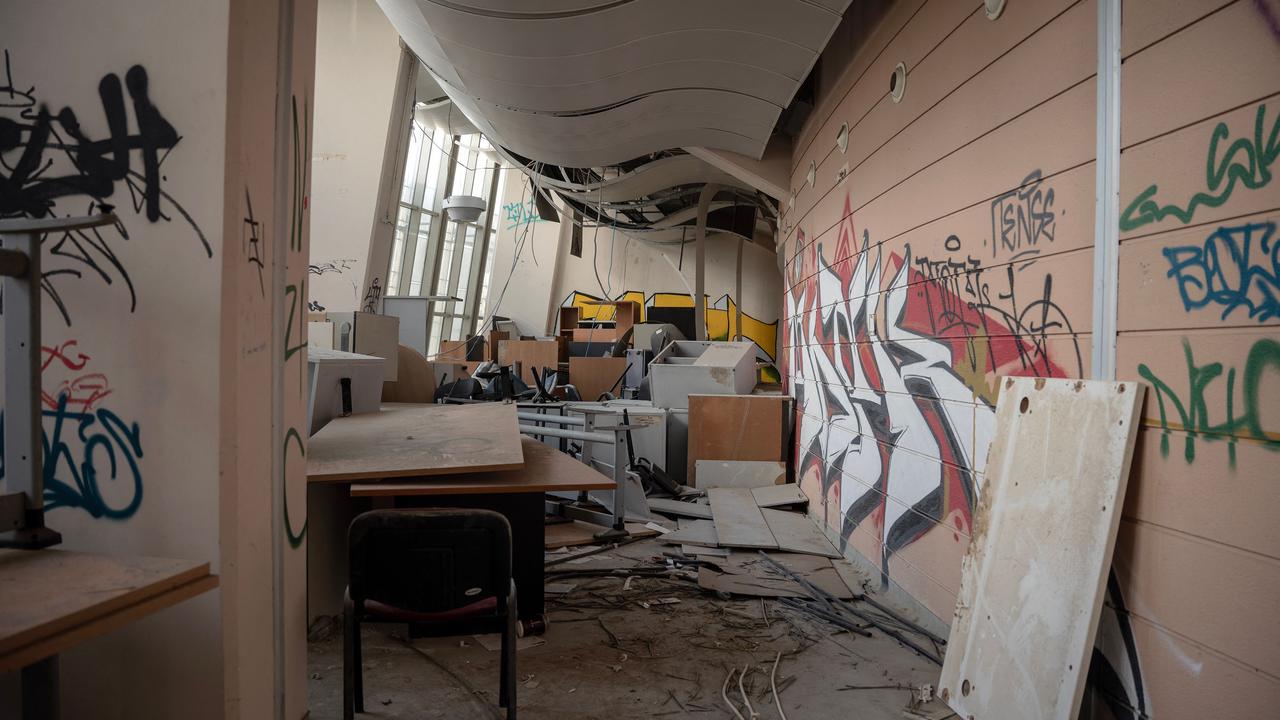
938, 377, 1143, 720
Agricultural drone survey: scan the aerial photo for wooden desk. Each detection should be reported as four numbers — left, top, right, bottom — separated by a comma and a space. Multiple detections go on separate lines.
310, 436, 613, 630
349, 437, 614, 496
0, 549, 218, 717
307, 402, 525, 482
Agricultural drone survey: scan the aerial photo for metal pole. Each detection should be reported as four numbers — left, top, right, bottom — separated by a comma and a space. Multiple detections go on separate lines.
693, 184, 720, 341
610, 432, 629, 532
516, 411, 585, 426
517, 425, 613, 445
1091, 0, 1121, 381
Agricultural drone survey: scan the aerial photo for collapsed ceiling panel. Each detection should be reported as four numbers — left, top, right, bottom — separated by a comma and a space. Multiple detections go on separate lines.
378, 0, 852, 167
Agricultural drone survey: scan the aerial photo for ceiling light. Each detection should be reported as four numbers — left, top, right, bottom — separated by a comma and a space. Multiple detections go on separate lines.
442, 195, 488, 223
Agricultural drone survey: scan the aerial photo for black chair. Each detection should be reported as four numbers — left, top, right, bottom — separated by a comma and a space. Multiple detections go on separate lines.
344, 509, 518, 719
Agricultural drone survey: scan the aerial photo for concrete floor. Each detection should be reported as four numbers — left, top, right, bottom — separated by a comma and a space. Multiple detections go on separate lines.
308, 539, 955, 720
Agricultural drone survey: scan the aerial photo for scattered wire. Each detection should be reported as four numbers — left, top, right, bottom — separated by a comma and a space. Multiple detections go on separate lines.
721, 668, 746, 720
737, 664, 759, 719
770, 651, 788, 720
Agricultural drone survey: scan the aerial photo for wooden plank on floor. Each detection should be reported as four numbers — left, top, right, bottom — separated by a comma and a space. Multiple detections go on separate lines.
684, 545, 729, 558
751, 484, 809, 508
696, 552, 854, 599
647, 497, 713, 520
661, 518, 719, 547
544, 520, 659, 549
695, 460, 786, 489
760, 509, 840, 558
708, 488, 778, 549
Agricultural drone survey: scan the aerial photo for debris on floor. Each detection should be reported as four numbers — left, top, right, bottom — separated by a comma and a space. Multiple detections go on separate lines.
309, 535, 949, 720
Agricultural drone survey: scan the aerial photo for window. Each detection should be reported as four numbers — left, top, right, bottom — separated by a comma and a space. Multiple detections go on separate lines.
386, 102, 506, 356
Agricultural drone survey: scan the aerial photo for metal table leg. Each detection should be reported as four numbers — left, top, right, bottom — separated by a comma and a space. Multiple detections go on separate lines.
22, 656, 59, 720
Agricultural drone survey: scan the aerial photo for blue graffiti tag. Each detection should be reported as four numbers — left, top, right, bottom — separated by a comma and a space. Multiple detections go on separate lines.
1162, 221, 1279, 322
0, 394, 143, 519
503, 199, 540, 230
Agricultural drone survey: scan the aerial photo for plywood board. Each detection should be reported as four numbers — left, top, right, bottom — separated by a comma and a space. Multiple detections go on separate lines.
696, 552, 854, 599
307, 402, 524, 482
350, 438, 614, 496
499, 339, 564, 385
751, 484, 808, 508
308, 320, 334, 350
0, 550, 217, 672
544, 520, 660, 549
687, 395, 788, 484
381, 344, 435, 403
938, 377, 1144, 720
684, 545, 729, 558
568, 356, 629, 401
708, 487, 778, 549
760, 508, 839, 558
695, 460, 786, 489
356, 312, 401, 381
647, 497, 713, 520
661, 518, 719, 547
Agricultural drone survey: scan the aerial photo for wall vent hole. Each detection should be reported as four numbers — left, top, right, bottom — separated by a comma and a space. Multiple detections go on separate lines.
890, 62, 907, 103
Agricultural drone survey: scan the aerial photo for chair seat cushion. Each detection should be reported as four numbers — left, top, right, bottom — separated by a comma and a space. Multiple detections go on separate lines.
362, 595, 498, 624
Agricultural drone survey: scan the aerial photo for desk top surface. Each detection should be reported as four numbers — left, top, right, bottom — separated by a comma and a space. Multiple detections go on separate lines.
307, 402, 525, 482
0, 549, 217, 671
350, 437, 614, 497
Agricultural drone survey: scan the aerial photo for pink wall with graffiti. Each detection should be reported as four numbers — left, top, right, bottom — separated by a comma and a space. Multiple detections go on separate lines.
781, 0, 1278, 717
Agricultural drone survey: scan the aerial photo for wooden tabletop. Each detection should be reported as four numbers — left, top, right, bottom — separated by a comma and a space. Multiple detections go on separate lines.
0, 549, 218, 672
350, 437, 615, 497
307, 402, 525, 482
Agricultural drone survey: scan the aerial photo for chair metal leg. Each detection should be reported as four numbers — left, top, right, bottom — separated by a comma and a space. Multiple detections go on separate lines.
502, 580, 518, 719
343, 590, 356, 720
353, 615, 364, 713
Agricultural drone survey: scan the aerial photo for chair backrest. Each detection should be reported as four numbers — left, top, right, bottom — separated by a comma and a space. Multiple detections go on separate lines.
348, 509, 512, 613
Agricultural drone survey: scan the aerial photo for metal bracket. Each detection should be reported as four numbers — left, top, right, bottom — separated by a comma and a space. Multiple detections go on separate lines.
0, 213, 117, 549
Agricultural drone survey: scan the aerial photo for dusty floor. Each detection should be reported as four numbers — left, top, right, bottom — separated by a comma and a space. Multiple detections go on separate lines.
308, 539, 955, 720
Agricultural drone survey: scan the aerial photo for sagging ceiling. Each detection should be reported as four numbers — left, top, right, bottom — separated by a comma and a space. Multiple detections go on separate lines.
379, 0, 851, 247
378, 0, 851, 168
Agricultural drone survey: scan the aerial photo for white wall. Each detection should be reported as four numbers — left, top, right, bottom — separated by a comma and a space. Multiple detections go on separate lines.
487, 175, 571, 335
1, 2, 229, 717
308, 0, 402, 312
489, 174, 784, 352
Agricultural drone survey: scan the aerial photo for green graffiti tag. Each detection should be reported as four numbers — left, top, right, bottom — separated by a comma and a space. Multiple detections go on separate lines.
1120, 104, 1279, 232
1137, 338, 1280, 467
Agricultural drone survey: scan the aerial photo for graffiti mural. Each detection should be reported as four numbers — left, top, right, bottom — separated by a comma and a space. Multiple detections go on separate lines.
784, 190, 1080, 579
0, 51, 211, 326
560, 288, 781, 381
